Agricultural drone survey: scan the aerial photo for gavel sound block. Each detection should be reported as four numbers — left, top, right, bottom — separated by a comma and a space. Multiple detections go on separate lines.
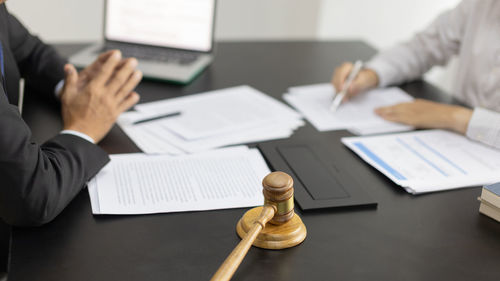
236, 172, 306, 249
210, 171, 306, 281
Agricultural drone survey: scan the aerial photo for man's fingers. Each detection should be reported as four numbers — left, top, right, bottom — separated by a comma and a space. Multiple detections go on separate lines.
91, 50, 116, 67
82, 56, 132, 84
114, 57, 131, 70
115, 70, 143, 103
92, 50, 122, 86
332, 62, 353, 92
117, 92, 140, 113
64, 64, 78, 84
61, 64, 78, 98
106, 58, 139, 93
80, 50, 117, 76
91, 50, 117, 69
97, 50, 117, 62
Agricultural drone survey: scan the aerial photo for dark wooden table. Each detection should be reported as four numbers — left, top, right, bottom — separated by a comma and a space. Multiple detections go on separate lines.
9, 41, 500, 281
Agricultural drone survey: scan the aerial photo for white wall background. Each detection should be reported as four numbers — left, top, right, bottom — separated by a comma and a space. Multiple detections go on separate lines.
6, 0, 461, 92
5, 0, 322, 42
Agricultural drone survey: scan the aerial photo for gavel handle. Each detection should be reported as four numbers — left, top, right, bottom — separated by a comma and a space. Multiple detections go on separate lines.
210, 205, 276, 281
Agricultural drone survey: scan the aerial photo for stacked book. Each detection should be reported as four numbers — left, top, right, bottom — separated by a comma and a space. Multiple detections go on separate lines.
478, 183, 500, 222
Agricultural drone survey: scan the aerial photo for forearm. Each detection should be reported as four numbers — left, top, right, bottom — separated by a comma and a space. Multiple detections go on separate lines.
444, 104, 473, 134
0, 105, 108, 226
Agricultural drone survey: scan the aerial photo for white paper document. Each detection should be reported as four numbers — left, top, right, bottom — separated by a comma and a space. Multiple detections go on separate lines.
283, 83, 414, 135
87, 146, 270, 215
118, 85, 304, 154
342, 130, 500, 194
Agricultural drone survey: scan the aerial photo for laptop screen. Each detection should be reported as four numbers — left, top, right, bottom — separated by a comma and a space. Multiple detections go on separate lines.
105, 0, 215, 52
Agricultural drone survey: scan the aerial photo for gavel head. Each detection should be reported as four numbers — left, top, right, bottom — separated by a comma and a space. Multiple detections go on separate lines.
262, 171, 295, 225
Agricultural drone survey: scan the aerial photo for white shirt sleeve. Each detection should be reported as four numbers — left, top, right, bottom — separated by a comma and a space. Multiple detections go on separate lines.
60, 130, 95, 144
55, 80, 64, 99
466, 107, 500, 149
365, 0, 472, 87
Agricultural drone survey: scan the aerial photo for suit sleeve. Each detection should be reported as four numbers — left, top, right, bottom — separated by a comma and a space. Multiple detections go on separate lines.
6, 6, 66, 97
0, 91, 109, 226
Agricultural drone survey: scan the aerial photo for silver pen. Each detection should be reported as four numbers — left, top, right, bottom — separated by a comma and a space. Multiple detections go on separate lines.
330, 60, 363, 112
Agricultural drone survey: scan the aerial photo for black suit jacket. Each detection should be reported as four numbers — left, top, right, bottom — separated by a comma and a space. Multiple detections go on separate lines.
0, 4, 110, 226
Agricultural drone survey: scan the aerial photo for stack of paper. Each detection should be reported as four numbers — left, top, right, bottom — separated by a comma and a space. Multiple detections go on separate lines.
283, 83, 414, 135
118, 85, 304, 154
88, 146, 270, 215
342, 130, 500, 194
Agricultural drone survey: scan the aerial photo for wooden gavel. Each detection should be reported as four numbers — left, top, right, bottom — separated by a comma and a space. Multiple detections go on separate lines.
210, 171, 307, 281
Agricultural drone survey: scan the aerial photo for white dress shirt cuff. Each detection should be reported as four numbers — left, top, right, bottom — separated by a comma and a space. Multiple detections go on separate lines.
60, 130, 95, 144
55, 80, 64, 99
466, 107, 500, 148
365, 58, 396, 88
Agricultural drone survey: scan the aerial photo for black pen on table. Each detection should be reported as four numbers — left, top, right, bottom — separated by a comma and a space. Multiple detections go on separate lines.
132, 111, 181, 125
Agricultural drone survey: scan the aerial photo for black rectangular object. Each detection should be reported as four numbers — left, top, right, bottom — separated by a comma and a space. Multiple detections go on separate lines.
277, 145, 349, 200
259, 141, 377, 210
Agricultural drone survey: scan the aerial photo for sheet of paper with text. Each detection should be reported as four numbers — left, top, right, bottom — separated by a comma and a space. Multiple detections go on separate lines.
342, 130, 500, 194
88, 146, 270, 214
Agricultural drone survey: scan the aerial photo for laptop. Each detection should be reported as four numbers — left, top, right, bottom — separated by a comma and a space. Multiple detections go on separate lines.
70, 0, 216, 84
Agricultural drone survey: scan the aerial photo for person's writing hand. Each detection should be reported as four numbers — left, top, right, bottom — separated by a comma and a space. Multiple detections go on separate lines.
375, 99, 473, 134
60, 50, 143, 142
331, 62, 379, 102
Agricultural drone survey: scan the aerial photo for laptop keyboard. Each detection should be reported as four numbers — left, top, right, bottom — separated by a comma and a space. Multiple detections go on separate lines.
99, 43, 199, 65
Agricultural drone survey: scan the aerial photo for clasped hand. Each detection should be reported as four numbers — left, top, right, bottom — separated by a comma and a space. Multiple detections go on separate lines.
60, 50, 142, 142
